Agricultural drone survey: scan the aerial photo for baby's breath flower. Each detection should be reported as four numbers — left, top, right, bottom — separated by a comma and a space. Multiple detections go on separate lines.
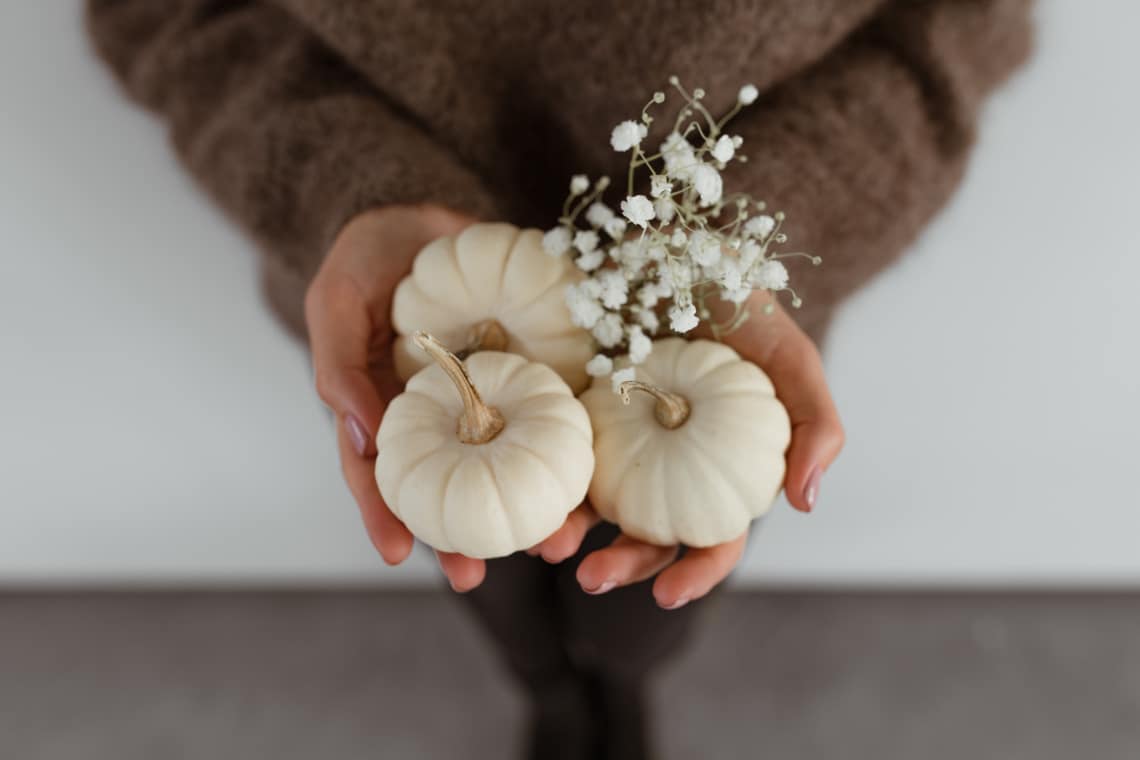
754, 259, 789, 290
610, 120, 648, 152
663, 260, 689, 291
618, 240, 650, 269
586, 202, 615, 228
585, 354, 614, 377
576, 249, 605, 272
722, 285, 753, 304
745, 214, 776, 240
597, 270, 629, 309
552, 78, 813, 374
660, 132, 696, 180
688, 231, 721, 267
611, 367, 636, 393
668, 303, 699, 333
637, 284, 660, 309
717, 257, 744, 291
711, 135, 735, 163
573, 229, 600, 254
693, 164, 723, 207
543, 226, 572, 257
603, 217, 628, 240
621, 194, 655, 228
593, 312, 624, 347
565, 283, 605, 329
739, 240, 763, 269
628, 326, 653, 364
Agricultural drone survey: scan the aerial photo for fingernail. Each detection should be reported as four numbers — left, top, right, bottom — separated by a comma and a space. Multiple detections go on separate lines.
584, 579, 616, 595
345, 414, 369, 457
661, 597, 690, 610
803, 466, 822, 512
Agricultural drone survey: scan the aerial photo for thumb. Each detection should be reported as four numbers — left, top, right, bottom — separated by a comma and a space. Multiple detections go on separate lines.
732, 305, 845, 513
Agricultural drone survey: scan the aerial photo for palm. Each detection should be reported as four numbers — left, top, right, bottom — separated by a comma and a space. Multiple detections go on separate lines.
308, 207, 842, 605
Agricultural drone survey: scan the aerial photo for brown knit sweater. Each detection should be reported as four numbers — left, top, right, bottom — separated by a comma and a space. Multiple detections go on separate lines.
86, 0, 1032, 343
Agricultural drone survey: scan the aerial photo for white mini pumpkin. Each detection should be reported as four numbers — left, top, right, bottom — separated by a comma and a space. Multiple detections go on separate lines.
391, 223, 594, 393
375, 332, 595, 559
580, 338, 791, 548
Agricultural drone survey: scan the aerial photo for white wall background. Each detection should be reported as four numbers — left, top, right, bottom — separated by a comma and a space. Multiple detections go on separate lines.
0, 1, 1136, 588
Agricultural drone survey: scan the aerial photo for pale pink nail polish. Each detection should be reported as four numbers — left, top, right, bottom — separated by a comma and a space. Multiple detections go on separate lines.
345, 414, 369, 457
662, 597, 690, 610
803, 466, 822, 512
585, 579, 616, 595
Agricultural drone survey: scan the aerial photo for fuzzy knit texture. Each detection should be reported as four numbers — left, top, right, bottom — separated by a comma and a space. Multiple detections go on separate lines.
86, 0, 1033, 344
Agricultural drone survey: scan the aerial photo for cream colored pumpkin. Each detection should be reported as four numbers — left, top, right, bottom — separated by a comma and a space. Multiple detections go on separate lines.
391, 223, 594, 393
580, 338, 791, 548
375, 332, 594, 559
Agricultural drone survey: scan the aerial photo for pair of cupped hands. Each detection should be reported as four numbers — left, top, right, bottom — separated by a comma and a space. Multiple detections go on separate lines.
305, 205, 844, 610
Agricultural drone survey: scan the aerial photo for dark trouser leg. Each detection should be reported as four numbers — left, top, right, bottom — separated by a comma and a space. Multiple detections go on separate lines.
462, 551, 596, 759
556, 523, 717, 760
555, 523, 709, 682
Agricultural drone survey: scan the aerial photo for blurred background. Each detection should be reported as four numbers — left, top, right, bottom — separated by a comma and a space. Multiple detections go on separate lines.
1, 1, 1137, 758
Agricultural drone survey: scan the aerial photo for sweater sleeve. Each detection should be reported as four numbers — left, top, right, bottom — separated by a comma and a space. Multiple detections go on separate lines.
85, 0, 503, 285
725, 0, 1034, 342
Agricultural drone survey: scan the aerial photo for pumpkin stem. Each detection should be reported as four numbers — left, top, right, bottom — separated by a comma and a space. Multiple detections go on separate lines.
458, 319, 509, 357
413, 331, 506, 444
618, 380, 691, 430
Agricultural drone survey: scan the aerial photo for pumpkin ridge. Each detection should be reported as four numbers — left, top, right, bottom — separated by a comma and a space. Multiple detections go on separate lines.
478, 455, 519, 555
691, 360, 775, 395
438, 451, 481, 555
678, 429, 756, 529
608, 427, 658, 537
502, 440, 574, 500
496, 225, 526, 301
495, 256, 576, 322
455, 225, 514, 314
675, 342, 740, 386
393, 278, 469, 331
499, 391, 582, 420
687, 399, 790, 452
386, 441, 455, 516
489, 365, 568, 406
443, 235, 478, 307
508, 416, 593, 452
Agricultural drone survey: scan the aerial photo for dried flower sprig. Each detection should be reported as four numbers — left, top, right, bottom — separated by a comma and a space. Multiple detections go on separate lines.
543, 77, 820, 391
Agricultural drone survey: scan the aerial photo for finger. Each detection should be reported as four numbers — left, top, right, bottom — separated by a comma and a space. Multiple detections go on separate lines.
337, 423, 414, 565
763, 327, 844, 511
435, 551, 486, 593
652, 532, 748, 610
576, 535, 679, 595
306, 275, 385, 456
736, 306, 844, 512
528, 503, 601, 563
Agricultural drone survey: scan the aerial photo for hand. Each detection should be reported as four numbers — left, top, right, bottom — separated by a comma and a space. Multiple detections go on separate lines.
549, 293, 845, 609
305, 204, 491, 592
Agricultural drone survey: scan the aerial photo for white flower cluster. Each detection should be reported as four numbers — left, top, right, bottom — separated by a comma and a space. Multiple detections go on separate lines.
542, 78, 820, 391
